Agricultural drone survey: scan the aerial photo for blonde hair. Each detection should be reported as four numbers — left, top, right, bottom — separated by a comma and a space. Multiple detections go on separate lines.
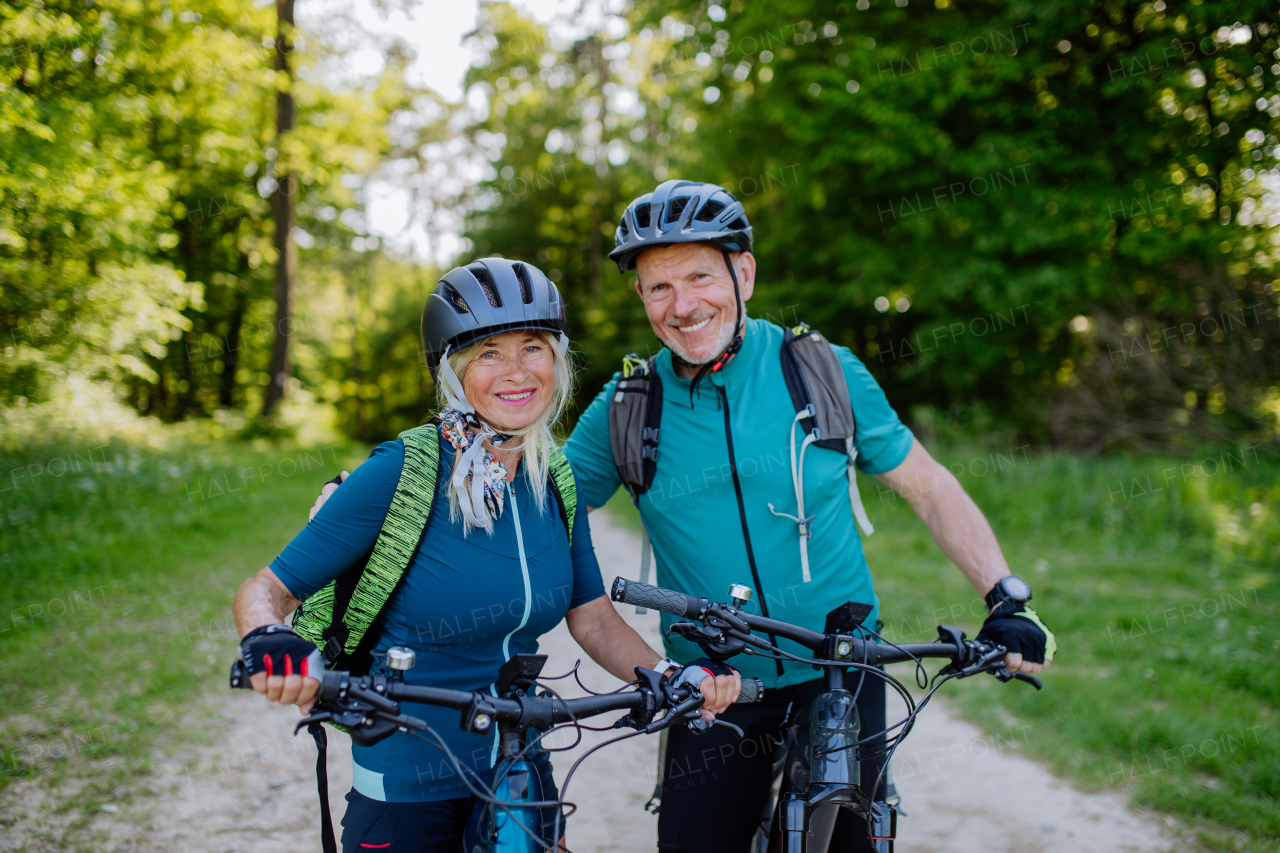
438, 330, 574, 533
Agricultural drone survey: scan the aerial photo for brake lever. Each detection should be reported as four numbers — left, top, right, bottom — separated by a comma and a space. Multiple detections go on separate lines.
294, 711, 335, 733
643, 691, 706, 734
686, 717, 745, 738
992, 667, 1043, 689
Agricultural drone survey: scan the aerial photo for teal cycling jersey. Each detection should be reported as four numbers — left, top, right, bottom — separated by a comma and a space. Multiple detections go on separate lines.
564, 317, 915, 691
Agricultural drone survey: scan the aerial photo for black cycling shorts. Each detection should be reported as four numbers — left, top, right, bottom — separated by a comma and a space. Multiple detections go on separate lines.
340, 790, 469, 852
657, 673, 887, 853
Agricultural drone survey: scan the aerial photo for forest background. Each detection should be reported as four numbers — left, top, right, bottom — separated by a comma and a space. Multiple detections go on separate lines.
2, 1, 1280, 851
5, 0, 1280, 449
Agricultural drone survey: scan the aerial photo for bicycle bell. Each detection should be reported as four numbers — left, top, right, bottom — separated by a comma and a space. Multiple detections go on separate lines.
385, 647, 416, 675
728, 584, 753, 608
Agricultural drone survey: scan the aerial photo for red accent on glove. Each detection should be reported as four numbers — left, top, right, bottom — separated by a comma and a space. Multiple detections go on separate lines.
264, 655, 274, 677
283, 654, 294, 677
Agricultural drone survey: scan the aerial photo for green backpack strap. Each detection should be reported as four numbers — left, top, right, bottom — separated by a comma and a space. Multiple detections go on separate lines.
547, 445, 577, 550
293, 423, 441, 669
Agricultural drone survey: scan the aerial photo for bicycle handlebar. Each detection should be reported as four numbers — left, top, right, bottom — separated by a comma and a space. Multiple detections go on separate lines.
611, 577, 1041, 688
229, 658, 764, 735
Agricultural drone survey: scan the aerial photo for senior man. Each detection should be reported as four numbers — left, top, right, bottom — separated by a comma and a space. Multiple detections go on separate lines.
561, 180, 1055, 853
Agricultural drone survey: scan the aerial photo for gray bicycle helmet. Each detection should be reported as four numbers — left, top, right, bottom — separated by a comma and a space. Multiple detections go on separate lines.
421, 258, 569, 378
609, 180, 753, 272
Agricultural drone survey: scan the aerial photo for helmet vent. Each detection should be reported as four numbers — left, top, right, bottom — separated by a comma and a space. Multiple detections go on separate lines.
666, 196, 690, 224
513, 262, 534, 304
727, 217, 748, 231
443, 284, 470, 314
695, 200, 726, 222
635, 203, 655, 229
467, 264, 503, 307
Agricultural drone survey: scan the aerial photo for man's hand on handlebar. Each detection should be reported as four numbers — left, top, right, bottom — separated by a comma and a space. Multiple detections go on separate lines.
309, 471, 348, 520
240, 625, 322, 715
977, 606, 1056, 676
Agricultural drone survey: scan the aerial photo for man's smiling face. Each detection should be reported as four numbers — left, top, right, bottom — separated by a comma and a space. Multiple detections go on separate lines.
635, 243, 756, 367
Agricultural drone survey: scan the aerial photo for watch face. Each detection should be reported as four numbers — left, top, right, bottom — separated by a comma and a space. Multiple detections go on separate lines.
1003, 576, 1031, 601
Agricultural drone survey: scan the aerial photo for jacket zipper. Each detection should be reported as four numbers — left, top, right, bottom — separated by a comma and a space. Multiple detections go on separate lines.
717, 385, 786, 678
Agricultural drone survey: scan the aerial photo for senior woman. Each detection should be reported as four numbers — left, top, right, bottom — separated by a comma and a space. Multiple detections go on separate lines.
232, 259, 739, 852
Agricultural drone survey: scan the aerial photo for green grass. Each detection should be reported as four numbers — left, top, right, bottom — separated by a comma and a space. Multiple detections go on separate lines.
863, 444, 1279, 852
0, 438, 365, 850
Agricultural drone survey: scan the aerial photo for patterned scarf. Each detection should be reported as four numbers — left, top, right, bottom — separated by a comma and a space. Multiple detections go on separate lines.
438, 408, 509, 525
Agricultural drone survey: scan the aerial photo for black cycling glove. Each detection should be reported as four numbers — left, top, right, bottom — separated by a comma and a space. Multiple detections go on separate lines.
239, 624, 324, 679
667, 657, 735, 689
976, 606, 1057, 665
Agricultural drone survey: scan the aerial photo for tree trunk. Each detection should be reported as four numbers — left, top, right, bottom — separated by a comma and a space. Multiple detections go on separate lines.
219, 284, 247, 408
587, 34, 608, 302
262, 0, 296, 418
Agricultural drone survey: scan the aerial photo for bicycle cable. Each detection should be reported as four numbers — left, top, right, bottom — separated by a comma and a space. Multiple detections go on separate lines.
553, 729, 645, 848
857, 624, 930, 689
402, 725, 575, 853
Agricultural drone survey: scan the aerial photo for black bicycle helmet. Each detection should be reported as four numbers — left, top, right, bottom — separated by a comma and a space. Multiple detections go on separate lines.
609, 180, 753, 272
421, 258, 569, 379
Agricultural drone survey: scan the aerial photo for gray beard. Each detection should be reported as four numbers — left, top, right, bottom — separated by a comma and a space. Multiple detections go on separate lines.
665, 317, 738, 365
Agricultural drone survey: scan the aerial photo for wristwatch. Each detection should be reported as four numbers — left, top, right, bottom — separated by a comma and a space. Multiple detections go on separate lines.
652, 658, 681, 681
984, 575, 1032, 615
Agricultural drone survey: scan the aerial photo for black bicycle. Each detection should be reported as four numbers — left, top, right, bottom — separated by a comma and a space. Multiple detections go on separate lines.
230, 650, 762, 853
610, 577, 1043, 853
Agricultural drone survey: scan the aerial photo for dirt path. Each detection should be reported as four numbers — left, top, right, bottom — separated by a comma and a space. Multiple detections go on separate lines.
41, 509, 1177, 853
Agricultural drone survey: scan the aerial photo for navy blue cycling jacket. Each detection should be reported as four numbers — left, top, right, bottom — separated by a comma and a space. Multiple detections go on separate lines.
271, 431, 605, 802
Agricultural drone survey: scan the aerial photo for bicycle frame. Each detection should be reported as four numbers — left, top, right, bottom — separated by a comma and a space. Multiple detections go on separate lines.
766, 664, 897, 853
464, 727, 555, 853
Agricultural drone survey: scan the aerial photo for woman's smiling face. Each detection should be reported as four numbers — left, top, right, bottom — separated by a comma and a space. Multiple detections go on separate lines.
461, 331, 557, 433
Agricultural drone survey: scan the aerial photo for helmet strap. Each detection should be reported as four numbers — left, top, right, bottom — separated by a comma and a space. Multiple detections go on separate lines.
685, 249, 745, 405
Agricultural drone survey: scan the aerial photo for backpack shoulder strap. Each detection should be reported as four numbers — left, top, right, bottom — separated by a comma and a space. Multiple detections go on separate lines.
780, 323, 856, 452
778, 322, 875, 538
341, 423, 441, 653
547, 445, 578, 550
293, 423, 442, 670
607, 353, 663, 499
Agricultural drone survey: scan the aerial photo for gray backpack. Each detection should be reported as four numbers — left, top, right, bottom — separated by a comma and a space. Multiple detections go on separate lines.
608, 323, 875, 601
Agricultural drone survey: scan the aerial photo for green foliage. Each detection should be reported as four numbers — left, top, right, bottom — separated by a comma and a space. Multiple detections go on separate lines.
0, 0, 424, 439
464, 0, 1280, 447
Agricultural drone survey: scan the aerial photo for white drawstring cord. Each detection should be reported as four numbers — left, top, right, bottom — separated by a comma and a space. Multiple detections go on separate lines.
768, 407, 818, 583
846, 437, 875, 536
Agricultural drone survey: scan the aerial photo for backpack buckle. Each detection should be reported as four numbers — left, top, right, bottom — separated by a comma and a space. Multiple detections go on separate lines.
322, 636, 343, 663
641, 446, 660, 462
642, 427, 660, 443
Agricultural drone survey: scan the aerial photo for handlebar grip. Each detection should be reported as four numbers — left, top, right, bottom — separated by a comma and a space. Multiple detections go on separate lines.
736, 678, 763, 703
611, 577, 705, 618
229, 660, 254, 690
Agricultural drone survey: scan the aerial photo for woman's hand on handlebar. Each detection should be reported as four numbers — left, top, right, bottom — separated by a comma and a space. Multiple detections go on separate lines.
250, 671, 321, 714
697, 670, 742, 722
239, 624, 323, 715
669, 658, 742, 722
